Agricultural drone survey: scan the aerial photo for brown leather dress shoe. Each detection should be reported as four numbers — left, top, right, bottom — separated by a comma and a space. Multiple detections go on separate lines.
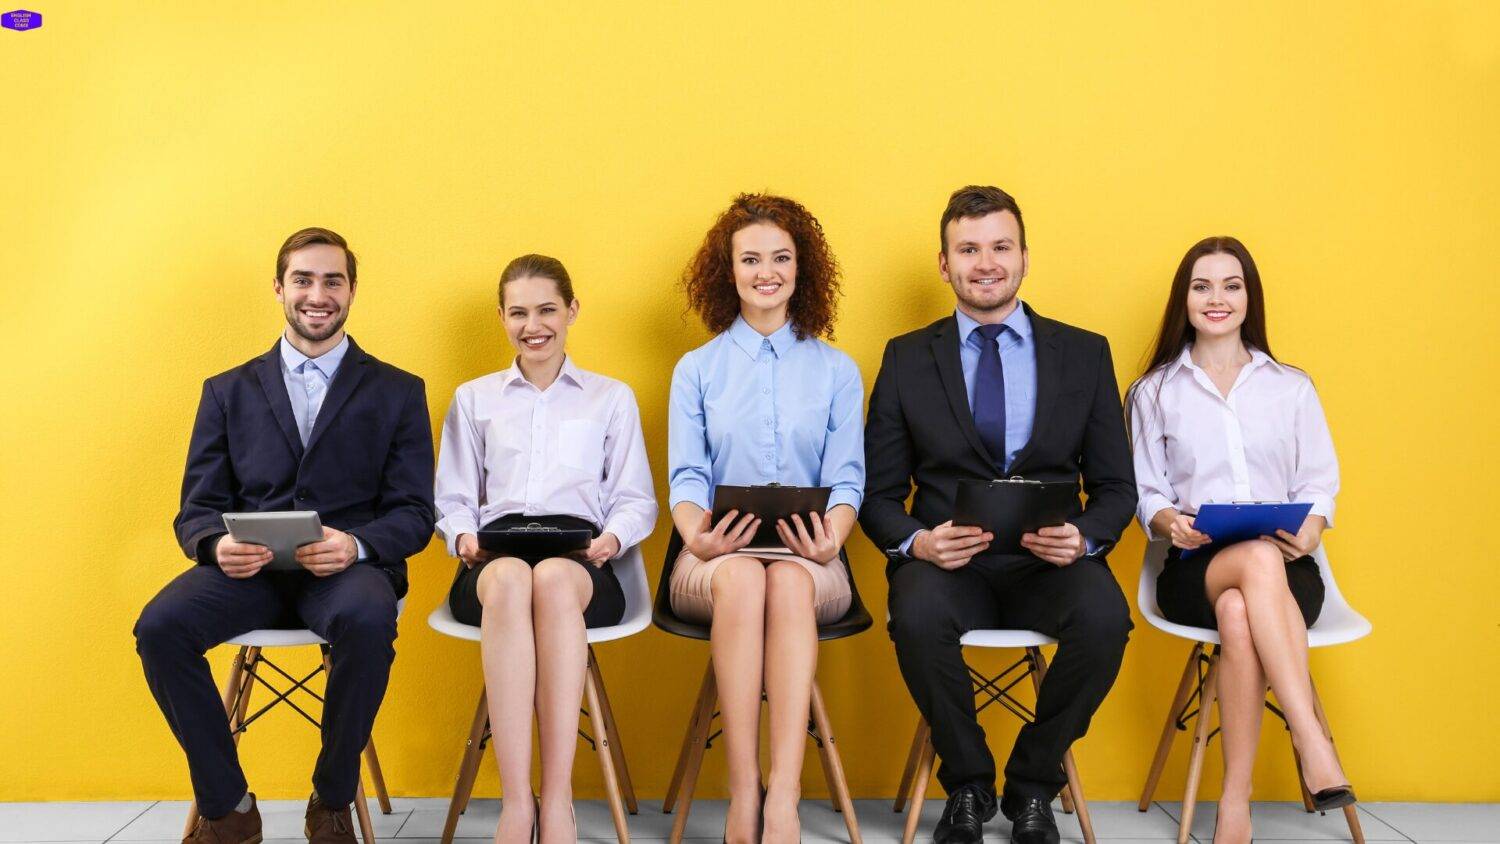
183, 794, 262, 844
304, 792, 357, 843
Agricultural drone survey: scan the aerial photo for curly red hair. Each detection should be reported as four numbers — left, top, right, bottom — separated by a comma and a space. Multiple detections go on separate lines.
682, 193, 843, 340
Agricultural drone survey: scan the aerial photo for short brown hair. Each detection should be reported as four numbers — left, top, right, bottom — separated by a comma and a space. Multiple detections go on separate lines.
683, 193, 842, 340
498, 254, 575, 306
275, 227, 357, 285
940, 185, 1027, 251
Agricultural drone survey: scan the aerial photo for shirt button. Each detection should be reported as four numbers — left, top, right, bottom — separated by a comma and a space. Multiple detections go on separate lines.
762, 387, 770, 395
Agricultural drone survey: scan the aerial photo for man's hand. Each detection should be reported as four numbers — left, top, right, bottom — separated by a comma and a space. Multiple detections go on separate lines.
296, 526, 359, 577
686, 509, 760, 561
216, 535, 272, 579
776, 512, 840, 564
912, 521, 992, 570
581, 532, 622, 567
1021, 522, 1086, 567
456, 533, 496, 569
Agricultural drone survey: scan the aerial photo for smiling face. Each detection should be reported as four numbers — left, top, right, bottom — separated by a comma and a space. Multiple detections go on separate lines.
730, 222, 797, 321
1185, 252, 1249, 339
275, 243, 355, 344
939, 211, 1028, 317
501, 275, 577, 368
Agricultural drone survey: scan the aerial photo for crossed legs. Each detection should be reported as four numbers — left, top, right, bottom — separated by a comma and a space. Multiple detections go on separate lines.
476, 557, 594, 844
1203, 540, 1346, 844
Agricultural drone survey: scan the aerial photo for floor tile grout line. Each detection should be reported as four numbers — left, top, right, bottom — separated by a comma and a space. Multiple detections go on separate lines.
1354, 803, 1419, 843
101, 799, 159, 843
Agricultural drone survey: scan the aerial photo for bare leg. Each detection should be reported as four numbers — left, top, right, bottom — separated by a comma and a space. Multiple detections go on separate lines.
1211, 588, 1262, 844
477, 558, 537, 844
709, 556, 768, 844
762, 561, 818, 844
1204, 542, 1347, 792
531, 557, 594, 844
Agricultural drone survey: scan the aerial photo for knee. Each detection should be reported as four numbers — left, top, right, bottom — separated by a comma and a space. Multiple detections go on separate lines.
765, 561, 814, 604
329, 599, 397, 646
709, 556, 765, 607
888, 594, 961, 648
478, 558, 531, 610
1214, 588, 1251, 643
531, 558, 584, 610
1064, 579, 1133, 649
133, 601, 189, 659
1240, 542, 1289, 588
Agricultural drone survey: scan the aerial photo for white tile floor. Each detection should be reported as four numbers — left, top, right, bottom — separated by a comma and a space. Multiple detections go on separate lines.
0, 799, 1493, 843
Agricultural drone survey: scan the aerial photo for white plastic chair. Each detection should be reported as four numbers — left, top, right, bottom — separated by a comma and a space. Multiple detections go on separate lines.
1135, 540, 1371, 844
182, 598, 406, 843
891, 624, 1098, 844
427, 545, 650, 844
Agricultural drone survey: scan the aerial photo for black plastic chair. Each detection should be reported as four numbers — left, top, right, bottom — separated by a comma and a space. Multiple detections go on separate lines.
654, 529, 871, 843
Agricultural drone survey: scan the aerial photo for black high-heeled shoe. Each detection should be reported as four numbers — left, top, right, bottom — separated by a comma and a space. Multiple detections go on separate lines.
1311, 785, 1357, 812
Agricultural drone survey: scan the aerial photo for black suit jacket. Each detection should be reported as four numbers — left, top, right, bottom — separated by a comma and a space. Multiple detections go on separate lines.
860, 304, 1136, 571
173, 337, 436, 594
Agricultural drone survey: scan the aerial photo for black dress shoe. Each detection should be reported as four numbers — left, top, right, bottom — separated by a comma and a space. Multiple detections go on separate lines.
933, 784, 997, 844
1312, 785, 1358, 812
1000, 794, 1059, 844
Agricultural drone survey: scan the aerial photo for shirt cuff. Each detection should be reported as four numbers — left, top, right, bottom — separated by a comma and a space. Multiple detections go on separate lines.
436, 511, 481, 557
353, 536, 370, 562
827, 488, 863, 513
600, 517, 641, 559
668, 480, 712, 513
1302, 496, 1336, 529
1137, 494, 1178, 541
898, 529, 922, 559
1083, 536, 1111, 558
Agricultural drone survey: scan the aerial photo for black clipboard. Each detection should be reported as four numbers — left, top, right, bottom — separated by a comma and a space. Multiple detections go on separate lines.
710, 484, 831, 552
953, 478, 1077, 556
478, 523, 595, 560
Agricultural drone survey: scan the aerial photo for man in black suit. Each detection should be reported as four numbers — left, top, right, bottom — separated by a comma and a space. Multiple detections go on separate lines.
133, 228, 435, 844
861, 187, 1136, 844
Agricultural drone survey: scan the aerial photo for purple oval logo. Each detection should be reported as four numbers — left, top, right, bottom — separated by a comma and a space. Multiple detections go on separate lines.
2, 9, 42, 31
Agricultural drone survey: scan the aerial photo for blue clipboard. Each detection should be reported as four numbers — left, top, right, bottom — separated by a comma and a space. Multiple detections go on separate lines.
1183, 502, 1313, 559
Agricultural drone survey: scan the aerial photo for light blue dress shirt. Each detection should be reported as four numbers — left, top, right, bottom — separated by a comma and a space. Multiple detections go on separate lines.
668, 316, 865, 516
278, 333, 367, 560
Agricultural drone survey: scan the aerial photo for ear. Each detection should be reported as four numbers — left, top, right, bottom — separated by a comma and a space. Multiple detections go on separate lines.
566, 298, 580, 325
273, 276, 284, 302
1020, 249, 1029, 280
937, 250, 951, 284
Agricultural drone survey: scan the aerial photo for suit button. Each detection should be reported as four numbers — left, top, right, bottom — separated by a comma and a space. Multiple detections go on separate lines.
296, 488, 309, 500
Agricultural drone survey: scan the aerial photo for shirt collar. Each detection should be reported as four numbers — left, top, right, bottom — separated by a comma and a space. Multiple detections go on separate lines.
1167, 344, 1281, 381
280, 333, 350, 377
501, 355, 585, 391
727, 314, 797, 359
955, 300, 1033, 346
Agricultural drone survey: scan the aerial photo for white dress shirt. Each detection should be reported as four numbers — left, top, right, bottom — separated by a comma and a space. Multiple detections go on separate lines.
1129, 346, 1339, 541
434, 357, 658, 559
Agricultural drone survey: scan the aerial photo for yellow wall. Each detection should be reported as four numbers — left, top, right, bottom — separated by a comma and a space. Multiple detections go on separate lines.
3, 1, 1497, 803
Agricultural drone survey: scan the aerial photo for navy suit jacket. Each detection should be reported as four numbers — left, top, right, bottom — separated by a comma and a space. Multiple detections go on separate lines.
173, 336, 436, 595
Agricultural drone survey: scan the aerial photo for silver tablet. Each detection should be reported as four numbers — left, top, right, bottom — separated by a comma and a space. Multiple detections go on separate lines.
222, 511, 324, 571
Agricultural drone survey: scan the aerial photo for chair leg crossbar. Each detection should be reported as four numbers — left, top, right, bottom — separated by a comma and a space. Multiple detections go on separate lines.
439, 646, 637, 844
183, 644, 391, 843
659, 662, 863, 844
893, 647, 1097, 844
1138, 644, 1366, 844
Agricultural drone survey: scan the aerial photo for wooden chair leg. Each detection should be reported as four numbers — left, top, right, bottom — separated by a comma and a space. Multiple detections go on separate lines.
901, 740, 936, 844
663, 661, 716, 813
1140, 643, 1203, 811
894, 717, 929, 813
588, 648, 637, 815
669, 664, 718, 844
363, 739, 392, 814
585, 664, 632, 843
184, 646, 254, 837
1308, 679, 1365, 844
813, 714, 840, 812
353, 778, 377, 843
811, 682, 863, 844
1061, 748, 1096, 844
1176, 651, 1220, 844
441, 690, 490, 844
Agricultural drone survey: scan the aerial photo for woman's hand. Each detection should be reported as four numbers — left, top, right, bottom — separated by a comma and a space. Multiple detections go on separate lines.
1166, 512, 1212, 550
1261, 514, 1326, 561
776, 511, 841, 564
580, 532, 621, 568
686, 509, 759, 561
456, 533, 496, 569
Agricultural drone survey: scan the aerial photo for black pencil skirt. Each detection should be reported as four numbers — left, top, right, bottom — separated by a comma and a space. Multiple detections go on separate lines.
1157, 543, 1324, 630
449, 513, 626, 629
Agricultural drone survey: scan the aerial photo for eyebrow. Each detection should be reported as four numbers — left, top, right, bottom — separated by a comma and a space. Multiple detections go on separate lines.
955, 238, 1014, 247
738, 248, 793, 256
1190, 275, 1244, 282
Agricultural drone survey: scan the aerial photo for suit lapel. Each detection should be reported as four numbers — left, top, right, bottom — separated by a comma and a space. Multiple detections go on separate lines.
304, 337, 369, 455
929, 317, 993, 468
1009, 305, 1060, 472
253, 341, 305, 461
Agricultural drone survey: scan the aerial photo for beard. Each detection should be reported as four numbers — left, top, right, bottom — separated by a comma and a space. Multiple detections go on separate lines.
285, 305, 349, 343
953, 279, 1020, 314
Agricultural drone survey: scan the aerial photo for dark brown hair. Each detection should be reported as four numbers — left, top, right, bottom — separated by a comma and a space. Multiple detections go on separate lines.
498, 253, 575, 307
276, 227, 357, 285
682, 193, 842, 340
940, 185, 1027, 251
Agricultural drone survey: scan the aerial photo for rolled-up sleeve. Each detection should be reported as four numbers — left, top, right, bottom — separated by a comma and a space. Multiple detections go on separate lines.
434, 387, 484, 556
1129, 380, 1179, 540
1290, 379, 1339, 527
820, 355, 865, 512
667, 354, 713, 511
599, 385, 659, 555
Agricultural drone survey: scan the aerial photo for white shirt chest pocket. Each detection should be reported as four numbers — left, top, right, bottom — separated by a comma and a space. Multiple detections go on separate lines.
556, 419, 606, 475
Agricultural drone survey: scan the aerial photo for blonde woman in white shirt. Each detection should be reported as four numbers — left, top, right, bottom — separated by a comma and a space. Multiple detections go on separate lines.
435, 255, 657, 844
1127, 237, 1353, 844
